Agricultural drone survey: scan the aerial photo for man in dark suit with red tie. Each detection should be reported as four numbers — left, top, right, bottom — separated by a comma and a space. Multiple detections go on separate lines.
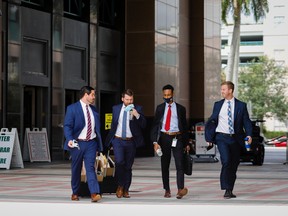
150, 84, 190, 199
63, 86, 103, 202
105, 89, 146, 198
205, 81, 253, 199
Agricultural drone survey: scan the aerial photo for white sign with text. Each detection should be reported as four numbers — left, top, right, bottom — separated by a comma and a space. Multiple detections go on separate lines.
0, 128, 24, 169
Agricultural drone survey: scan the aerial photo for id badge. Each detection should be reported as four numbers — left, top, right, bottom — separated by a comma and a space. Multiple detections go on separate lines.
172, 138, 177, 147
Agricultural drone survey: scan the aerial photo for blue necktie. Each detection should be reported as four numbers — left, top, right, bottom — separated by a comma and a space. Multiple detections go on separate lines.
122, 110, 127, 138
227, 101, 234, 134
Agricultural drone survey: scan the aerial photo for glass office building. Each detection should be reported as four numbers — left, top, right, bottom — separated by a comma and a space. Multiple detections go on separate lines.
0, 0, 221, 160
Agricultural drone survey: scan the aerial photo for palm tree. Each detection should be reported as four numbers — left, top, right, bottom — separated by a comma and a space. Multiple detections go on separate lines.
222, 0, 269, 96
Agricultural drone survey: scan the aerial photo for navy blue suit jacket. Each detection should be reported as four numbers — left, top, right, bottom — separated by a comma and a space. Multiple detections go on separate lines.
205, 98, 252, 146
63, 101, 103, 152
104, 103, 146, 148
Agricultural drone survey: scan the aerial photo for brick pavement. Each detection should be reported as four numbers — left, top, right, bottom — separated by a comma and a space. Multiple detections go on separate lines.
0, 147, 287, 215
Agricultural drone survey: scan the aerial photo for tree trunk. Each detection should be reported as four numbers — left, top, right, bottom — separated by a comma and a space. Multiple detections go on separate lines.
233, 31, 240, 97
232, 19, 241, 97
226, 22, 241, 79
226, 0, 241, 83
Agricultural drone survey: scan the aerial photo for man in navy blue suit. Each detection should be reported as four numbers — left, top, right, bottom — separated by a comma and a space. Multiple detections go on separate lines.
205, 81, 253, 199
105, 89, 146, 198
64, 86, 103, 202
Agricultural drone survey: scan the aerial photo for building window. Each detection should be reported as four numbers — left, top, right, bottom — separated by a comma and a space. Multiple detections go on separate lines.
155, 0, 178, 37
9, 5, 20, 42
64, 45, 86, 81
64, 0, 83, 16
221, 39, 228, 49
22, 0, 44, 6
23, 37, 48, 76
240, 36, 263, 46
99, 0, 115, 27
21, 0, 52, 12
64, 0, 89, 20
239, 57, 260, 66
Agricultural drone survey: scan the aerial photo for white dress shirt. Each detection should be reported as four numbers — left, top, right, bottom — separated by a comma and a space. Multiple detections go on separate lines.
78, 100, 96, 140
161, 102, 180, 132
115, 104, 133, 138
216, 98, 235, 134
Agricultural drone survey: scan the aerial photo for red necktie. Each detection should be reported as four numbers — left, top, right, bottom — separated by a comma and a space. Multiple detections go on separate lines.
165, 105, 171, 131
86, 105, 92, 140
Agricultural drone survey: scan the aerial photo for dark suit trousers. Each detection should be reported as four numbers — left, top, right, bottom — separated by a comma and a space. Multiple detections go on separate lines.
70, 139, 100, 195
159, 133, 185, 191
215, 133, 241, 190
112, 138, 136, 191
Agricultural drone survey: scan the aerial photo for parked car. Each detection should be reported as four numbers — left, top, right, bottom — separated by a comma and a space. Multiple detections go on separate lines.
240, 119, 265, 166
265, 135, 287, 147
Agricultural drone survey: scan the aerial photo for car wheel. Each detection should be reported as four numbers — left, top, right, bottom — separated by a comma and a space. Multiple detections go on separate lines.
252, 145, 265, 166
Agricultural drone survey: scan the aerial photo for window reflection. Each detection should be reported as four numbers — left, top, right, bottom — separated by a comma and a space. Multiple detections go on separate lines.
155, 0, 178, 37
155, 0, 179, 67
9, 5, 20, 42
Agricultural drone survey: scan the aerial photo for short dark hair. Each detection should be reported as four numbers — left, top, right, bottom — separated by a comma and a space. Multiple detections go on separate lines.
122, 89, 134, 97
79, 86, 94, 98
162, 84, 174, 92
221, 81, 234, 92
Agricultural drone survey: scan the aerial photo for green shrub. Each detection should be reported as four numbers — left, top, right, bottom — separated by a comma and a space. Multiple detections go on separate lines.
263, 131, 286, 139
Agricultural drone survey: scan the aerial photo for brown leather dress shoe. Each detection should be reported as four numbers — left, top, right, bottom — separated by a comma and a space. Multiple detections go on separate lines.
123, 190, 130, 198
164, 190, 171, 198
91, 193, 101, 202
71, 194, 79, 201
176, 187, 188, 199
116, 186, 124, 198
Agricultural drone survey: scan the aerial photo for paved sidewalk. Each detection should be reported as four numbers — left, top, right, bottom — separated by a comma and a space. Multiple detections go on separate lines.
0, 147, 287, 215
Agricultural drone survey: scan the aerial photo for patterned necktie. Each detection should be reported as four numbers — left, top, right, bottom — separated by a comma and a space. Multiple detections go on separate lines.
227, 101, 234, 134
86, 105, 92, 140
164, 105, 171, 131
122, 110, 127, 138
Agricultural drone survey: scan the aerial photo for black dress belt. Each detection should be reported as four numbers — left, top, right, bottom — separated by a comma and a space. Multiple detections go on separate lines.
161, 131, 182, 136
216, 132, 235, 137
115, 136, 133, 141
77, 138, 96, 142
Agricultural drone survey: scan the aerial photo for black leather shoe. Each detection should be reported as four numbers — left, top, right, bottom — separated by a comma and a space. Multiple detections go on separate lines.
224, 190, 236, 199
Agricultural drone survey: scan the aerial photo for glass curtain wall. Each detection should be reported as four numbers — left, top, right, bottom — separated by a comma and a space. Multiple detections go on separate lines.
155, 0, 179, 102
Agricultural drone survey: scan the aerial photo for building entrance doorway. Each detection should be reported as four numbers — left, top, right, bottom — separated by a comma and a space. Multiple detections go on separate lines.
24, 86, 48, 130
23, 86, 49, 156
